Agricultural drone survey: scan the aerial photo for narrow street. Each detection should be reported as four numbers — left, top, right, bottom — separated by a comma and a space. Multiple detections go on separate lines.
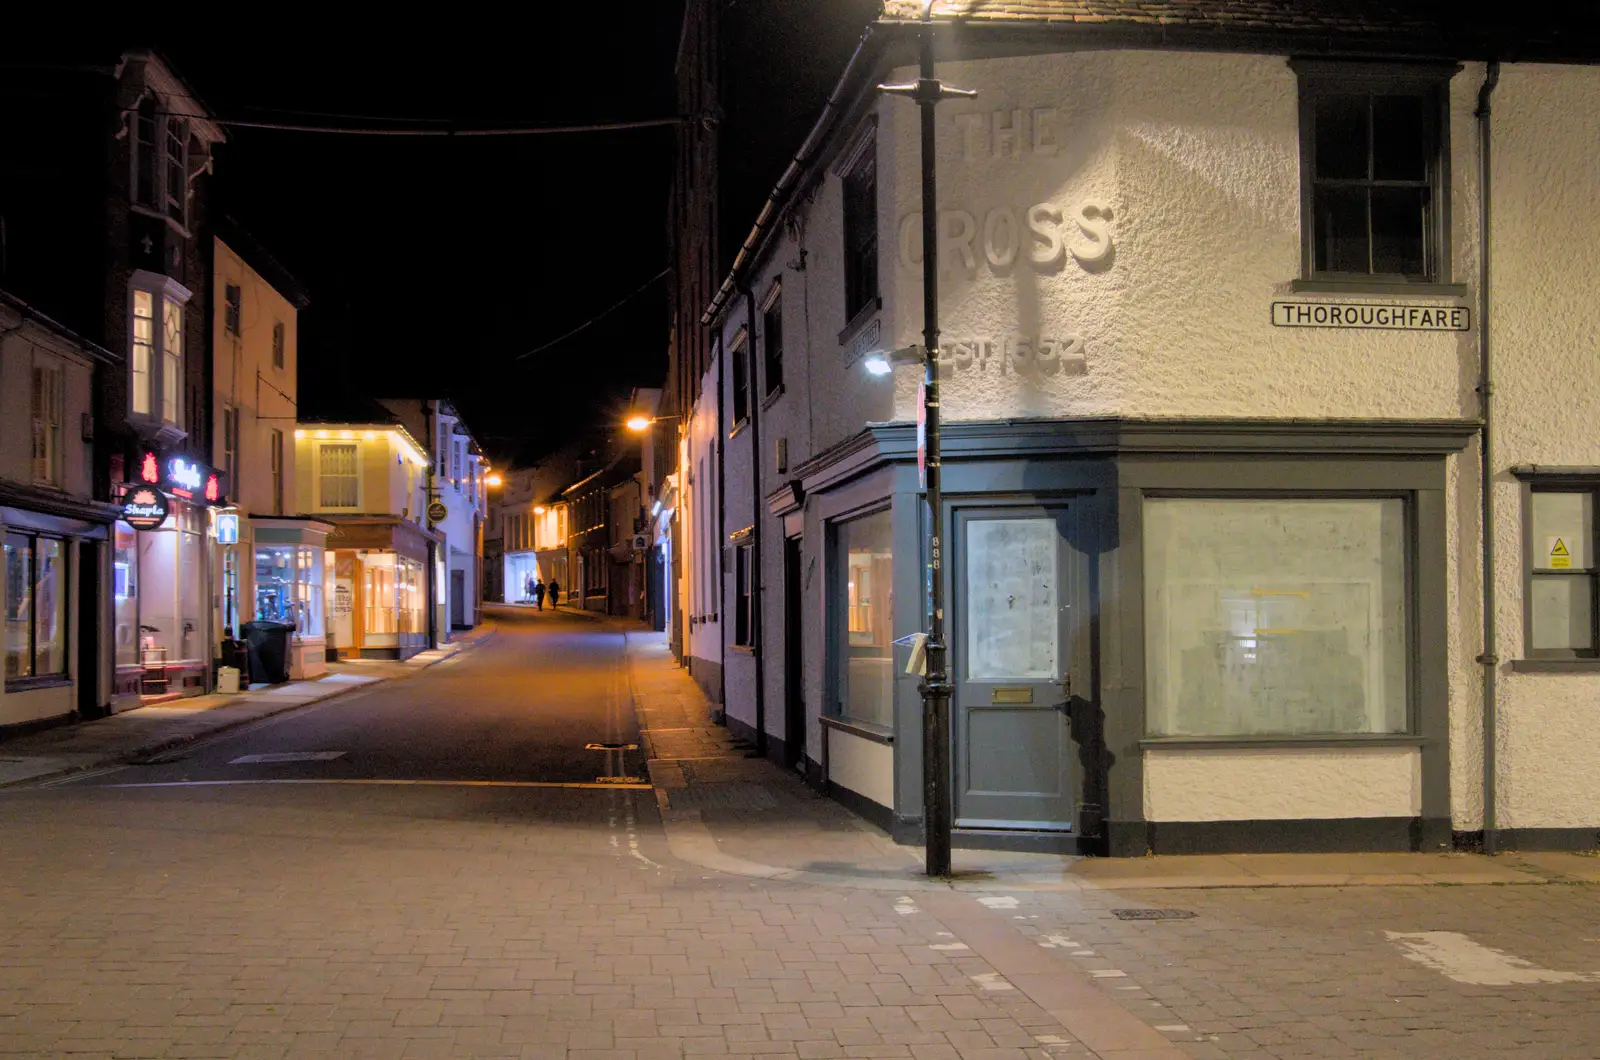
0, 608, 1597, 1059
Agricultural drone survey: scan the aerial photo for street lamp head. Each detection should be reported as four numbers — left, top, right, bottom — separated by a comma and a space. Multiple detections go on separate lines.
862, 346, 926, 377
485, 473, 503, 488
863, 355, 893, 376
533, 506, 547, 514
625, 415, 653, 432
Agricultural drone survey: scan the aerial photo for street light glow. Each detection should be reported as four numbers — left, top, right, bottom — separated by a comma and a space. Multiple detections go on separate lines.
485, 473, 503, 487
533, 506, 546, 514
625, 415, 653, 432
863, 354, 892, 376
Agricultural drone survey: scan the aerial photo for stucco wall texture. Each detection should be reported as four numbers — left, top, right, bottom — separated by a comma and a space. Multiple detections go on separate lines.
874, 50, 1599, 834
713, 47, 1599, 836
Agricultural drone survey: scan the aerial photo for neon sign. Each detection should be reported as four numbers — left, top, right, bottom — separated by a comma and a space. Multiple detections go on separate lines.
136, 450, 228, 506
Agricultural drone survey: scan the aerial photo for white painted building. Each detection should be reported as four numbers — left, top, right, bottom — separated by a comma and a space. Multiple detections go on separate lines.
428, 402, 487, 633
697, 2, 1600, 855
0, 293, 119, 728
209, 228, 330, 680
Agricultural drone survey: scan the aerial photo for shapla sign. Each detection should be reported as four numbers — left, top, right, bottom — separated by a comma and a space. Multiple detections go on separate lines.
121, 485, 170, 530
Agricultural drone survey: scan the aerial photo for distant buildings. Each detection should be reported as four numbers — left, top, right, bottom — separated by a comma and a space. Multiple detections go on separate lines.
0, 49, 485, 729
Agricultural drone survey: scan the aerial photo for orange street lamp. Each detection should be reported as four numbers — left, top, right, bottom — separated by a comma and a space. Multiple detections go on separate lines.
485, 473, 503, 488
625, 413, 681, 433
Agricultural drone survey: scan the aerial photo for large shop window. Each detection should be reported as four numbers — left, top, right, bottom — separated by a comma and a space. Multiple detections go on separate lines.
836, 509, 894, 729
1525, 489, 1598, 657
1296, 63, 1450, 282
255, 546, 325, 637
1144, 498, 1409, 737
5, 533, 68, 684
114, 523, 138, 670
362, 553, 425, 636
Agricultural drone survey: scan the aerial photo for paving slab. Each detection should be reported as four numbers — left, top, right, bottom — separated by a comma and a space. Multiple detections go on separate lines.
622, 630, 1579, 893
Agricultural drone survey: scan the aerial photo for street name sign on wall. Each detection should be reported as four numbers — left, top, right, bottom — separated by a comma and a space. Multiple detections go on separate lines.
1271, 301, 1469, 332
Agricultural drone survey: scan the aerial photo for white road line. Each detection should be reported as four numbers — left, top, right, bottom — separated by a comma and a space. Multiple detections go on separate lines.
1386, 931, 1600, 985
104, 778, 653, 790
35, 766, 129, 788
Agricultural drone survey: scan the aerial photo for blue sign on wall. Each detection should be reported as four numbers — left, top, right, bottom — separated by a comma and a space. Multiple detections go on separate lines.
215, 512, 240, 544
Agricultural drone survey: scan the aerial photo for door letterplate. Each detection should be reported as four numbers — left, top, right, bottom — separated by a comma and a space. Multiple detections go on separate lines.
991, 686, 1034, 705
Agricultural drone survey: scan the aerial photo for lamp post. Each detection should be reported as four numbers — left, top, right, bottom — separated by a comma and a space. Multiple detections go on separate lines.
880, 3, 974, 879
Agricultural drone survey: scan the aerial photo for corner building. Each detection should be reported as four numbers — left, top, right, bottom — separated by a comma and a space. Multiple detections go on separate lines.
701, 2, 1600, 856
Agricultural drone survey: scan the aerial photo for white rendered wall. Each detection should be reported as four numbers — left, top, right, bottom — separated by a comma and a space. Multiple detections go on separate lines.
686, 361, 722, 677
1145, 747, 1421, 822
1482, 64, 1600, 833
828, 728, 894, 811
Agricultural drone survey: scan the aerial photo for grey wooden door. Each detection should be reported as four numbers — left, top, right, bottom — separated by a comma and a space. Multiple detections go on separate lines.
952, 505, 1077, 831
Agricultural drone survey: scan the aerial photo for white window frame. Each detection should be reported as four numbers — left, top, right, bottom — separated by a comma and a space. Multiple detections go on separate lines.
129, 93, 195, 234
127, 271, 191, 432
271, 321, 285, 369
30, 361, 64, 487
269, 429, 284, 515
315, 441, 362, 511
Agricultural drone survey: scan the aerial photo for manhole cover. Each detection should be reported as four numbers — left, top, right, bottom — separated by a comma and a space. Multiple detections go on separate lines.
585, 742, 639, 751
229, 751, 346, 764
1111, 908, 1196, 921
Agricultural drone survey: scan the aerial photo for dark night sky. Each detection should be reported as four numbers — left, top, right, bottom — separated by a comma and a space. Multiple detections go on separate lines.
78, 5, 879, 468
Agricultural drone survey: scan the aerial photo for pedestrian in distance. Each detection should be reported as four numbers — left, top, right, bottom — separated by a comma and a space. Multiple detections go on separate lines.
547, 579, 561, 609
525, 573, 535, 603
533, 579, 546, 611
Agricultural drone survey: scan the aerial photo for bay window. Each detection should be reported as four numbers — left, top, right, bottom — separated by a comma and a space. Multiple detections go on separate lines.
318, 443, 359, 509
128, 274, 189, 430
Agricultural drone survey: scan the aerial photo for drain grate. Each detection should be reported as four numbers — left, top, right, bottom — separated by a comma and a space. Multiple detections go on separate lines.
1111, 908, 1197, 921
593, 775, 646, 784
667, 782, 778, 811
585, 742, 639, 751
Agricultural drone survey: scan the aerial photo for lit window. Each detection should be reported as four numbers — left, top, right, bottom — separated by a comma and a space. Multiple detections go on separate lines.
162, 297, 183, 426
836, 509, 894, 728
131, 291, 154, 415
318, 443, 359, 508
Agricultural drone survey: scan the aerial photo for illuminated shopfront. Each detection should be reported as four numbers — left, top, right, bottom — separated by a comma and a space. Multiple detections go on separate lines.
247, 518, 332, 679
108, 449, 229, 700
324, 536, 433, 661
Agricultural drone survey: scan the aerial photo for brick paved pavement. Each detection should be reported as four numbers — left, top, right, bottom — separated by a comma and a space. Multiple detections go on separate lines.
2, 614, 1597, 1059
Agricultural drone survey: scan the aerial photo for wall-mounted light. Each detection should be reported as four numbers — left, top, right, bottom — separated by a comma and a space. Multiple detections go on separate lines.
486, 473, 503, 488
863, 345, 926, 377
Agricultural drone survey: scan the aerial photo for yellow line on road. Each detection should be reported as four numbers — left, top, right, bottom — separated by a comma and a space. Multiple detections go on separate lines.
106, 778, 654, 790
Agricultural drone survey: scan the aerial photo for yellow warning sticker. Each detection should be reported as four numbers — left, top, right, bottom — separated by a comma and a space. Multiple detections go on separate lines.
1548, 537, 1573, 569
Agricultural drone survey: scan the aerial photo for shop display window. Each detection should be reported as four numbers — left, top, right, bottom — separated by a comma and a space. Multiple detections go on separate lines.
114, 523, 139, 669
364, 553, 398, 635
257, 544, 326, 637
5, 531, 68, 683
1144, 497, 1409, 737
835, 509, 894, 728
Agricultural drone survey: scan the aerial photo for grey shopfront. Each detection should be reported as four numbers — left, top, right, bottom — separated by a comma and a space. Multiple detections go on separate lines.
796, 417, 1474, 856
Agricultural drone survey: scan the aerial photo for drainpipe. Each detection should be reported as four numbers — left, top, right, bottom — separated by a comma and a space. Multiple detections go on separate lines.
1475, 60, 1501, 855
714, 330, 727, 722
739, 281, 768, 758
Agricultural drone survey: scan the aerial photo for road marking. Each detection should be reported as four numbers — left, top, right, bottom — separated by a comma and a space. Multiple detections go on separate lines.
105, 778, 654, 790
976, 895, 1019, 910
34, 766, 129, 788
229, 751, 346, 764
1386, 931, 1600, 985
970, 973, 1014, 991
929, 942, 969, 951
585, 742, 639, 751
1089, 969, 1128, 978
1156, 1025, 1191, 1033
